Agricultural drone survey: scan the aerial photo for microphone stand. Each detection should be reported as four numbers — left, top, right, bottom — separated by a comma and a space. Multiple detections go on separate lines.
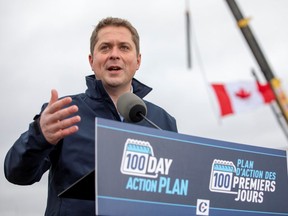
138, 113, 162, 130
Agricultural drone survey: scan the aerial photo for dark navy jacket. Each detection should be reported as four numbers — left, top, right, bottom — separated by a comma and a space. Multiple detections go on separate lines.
4, 75, 177, 215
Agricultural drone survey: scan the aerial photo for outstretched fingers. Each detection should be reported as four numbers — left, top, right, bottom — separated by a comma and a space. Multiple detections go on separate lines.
48, 114, 81, 134
40, 89, 81, 145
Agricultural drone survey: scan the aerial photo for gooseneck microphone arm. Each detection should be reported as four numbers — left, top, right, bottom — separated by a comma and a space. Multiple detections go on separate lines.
117, 92, 163, 130
138, 113, 162, 130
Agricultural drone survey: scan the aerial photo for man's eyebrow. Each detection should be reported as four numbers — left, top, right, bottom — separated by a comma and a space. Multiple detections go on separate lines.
119, 41, 129, 45
98, 42, 110, 45
97, 41, 133, 47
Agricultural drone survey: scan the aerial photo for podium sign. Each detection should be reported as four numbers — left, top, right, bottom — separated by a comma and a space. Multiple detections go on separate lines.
95, 118, 288, 216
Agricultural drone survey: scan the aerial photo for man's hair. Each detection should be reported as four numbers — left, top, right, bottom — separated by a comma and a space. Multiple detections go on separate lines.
90, 17, 140, 56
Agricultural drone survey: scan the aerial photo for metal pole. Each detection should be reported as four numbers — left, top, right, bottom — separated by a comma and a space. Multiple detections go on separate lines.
225, 0, 288, 126
185, 0, 192, 69
252, 69, 288, 141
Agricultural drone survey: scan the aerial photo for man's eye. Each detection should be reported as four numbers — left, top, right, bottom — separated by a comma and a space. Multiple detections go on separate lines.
120, 46, 129, 51
100, 45, 109, 51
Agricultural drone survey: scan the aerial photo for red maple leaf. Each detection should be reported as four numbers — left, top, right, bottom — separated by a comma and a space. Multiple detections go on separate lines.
235, 88, 251, 99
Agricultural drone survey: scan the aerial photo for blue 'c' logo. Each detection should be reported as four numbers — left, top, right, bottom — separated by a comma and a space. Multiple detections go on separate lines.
198, 201, 208, 213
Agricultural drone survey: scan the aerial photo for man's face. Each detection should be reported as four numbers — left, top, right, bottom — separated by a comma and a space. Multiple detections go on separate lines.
89, 26, 141, 91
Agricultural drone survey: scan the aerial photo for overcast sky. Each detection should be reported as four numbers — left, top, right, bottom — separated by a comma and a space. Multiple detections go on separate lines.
1, 0, 288, 215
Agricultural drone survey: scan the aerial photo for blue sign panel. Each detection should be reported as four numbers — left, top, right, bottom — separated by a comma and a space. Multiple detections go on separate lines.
95, 118, 288, 216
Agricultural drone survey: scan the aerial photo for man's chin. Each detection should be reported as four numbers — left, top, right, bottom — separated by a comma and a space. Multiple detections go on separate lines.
103, 81, 122, 89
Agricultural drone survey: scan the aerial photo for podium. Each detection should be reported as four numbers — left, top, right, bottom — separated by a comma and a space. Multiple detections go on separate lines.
59, 118, 288, 216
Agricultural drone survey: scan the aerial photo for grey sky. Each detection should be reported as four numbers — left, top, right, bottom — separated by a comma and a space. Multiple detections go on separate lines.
1, 0, 288, 215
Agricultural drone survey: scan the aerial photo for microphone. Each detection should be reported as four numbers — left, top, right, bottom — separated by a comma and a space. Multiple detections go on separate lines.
117, 92, 162, 130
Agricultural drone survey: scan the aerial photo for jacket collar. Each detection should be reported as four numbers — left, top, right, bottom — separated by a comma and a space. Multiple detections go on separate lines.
85, 75, 152, 99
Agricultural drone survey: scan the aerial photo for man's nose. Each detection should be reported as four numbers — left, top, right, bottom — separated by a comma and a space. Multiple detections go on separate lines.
109, 47, 120, 60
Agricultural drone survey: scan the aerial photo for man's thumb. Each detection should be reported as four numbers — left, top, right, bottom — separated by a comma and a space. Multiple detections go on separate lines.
49, 89, 59, 105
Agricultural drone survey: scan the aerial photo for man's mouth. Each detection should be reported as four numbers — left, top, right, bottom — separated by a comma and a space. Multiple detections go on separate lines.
107, 66, 122, 71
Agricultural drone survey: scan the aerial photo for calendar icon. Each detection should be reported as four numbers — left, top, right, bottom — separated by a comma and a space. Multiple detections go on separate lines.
209, 159, 237, 194
120, 139, 158, 178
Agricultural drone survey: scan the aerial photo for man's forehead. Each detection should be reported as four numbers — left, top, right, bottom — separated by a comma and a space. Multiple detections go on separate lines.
97, 26, 133, 41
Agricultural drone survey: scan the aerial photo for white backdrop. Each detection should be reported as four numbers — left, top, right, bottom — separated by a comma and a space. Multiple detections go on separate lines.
1, 0, 288, 215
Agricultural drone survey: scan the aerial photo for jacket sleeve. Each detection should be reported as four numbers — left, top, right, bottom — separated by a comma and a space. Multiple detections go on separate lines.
4, 117, 54, 185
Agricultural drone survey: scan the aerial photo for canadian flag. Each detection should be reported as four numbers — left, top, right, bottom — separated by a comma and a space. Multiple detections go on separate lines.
211, 81, 275, 116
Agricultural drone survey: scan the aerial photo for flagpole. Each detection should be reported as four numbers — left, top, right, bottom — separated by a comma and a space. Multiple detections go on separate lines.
185, 0, 192, 69
185, 1, 222, 124
252, 69, 288, 141
225, 0, 288, 129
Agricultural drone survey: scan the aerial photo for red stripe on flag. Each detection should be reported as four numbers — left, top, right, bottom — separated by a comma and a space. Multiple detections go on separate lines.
211, 84, 233, 116
257, 82, 275, 103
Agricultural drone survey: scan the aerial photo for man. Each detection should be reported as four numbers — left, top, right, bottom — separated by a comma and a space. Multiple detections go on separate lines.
4, 17, 177, 215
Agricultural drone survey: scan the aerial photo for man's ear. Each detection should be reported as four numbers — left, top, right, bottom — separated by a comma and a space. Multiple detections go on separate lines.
136, 53, 141, 70
88, 54, 93, 68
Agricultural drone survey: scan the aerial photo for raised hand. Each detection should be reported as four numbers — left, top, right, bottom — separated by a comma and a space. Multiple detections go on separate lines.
39, 89, 81, 145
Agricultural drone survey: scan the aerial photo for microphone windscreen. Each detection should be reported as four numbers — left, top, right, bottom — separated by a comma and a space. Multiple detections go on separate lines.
117, 92, 147, 122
